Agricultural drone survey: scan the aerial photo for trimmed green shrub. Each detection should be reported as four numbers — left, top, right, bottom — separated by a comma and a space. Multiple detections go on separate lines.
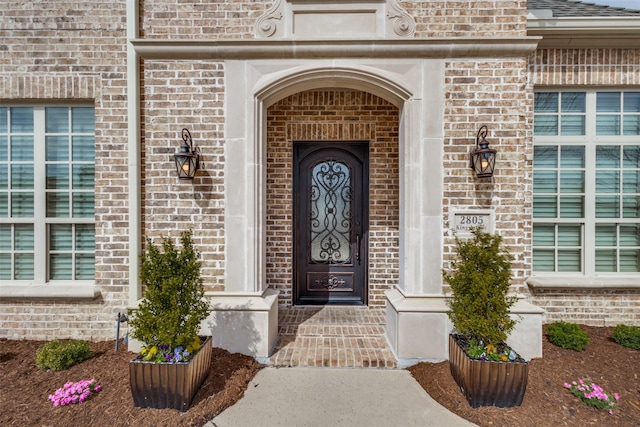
612, 324, 640, 350
547, 322, 590, 351
443, 227, 517, 346
36, 340, 93, 371
128, 230, 209, 355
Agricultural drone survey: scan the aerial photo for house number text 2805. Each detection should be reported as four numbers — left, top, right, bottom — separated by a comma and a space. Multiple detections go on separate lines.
452, 210, 494, 236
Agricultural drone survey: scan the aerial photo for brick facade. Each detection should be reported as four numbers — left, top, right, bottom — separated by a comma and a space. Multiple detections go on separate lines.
529, 49, 640, 86
443, 58, 532, 294
138, 0, 527, 39
1, 1, 129, 340
531, 289, 639, 326
141, 60, 226, 291
526, 48, 640, 326
0, 0, 638, 342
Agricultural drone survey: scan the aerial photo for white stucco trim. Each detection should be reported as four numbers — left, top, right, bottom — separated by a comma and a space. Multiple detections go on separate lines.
254, 0, 416, 39
127, 289, 279, 358
528, 16, 640, 33
126, 0, 142, 306
219, 58, 452, 357
254, 66, 411, 108
202, 289, 279, 360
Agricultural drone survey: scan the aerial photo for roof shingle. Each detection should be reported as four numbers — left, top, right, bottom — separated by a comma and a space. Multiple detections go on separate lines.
527, 0, 640, 16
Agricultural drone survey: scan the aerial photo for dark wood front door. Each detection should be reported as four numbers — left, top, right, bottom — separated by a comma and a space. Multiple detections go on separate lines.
293, 142, 369, 305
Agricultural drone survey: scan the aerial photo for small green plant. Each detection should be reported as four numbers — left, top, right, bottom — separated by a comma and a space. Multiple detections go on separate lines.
35, 340, 93, 371
128, 230, 210, 362
547, 321, 590, 351
444, 227, 517, 347
564, 379, 619, 415
612, 324, 640, 350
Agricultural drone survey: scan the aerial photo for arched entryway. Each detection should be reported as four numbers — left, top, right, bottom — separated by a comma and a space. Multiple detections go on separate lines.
213, 60, 446, 362
264, 89, 401, 367
226, 62, 445, 297
265, 89, 400, 308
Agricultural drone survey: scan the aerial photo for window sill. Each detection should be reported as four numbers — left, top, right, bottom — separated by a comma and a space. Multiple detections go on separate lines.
526, 276, 640, 291
0, 283, 100, 300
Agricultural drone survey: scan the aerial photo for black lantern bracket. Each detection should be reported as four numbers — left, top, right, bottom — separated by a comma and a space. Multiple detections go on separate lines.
174, 128, 201, 180
469, 125, 497, 178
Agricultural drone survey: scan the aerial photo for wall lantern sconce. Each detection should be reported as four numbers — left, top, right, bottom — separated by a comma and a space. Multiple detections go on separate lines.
174, 128, 200, 180
469, 125, 497, 178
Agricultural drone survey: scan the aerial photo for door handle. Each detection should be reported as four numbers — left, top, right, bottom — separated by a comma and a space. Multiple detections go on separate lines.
356, 234, 361, 264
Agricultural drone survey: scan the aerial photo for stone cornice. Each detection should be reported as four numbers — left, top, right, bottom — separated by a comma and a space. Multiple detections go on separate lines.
130, 38, 541, 60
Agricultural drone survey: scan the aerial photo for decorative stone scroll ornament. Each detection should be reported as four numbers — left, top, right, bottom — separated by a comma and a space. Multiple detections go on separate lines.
386, 0, 415, 37
255, 1, 283, 38
255, 0, 416, 39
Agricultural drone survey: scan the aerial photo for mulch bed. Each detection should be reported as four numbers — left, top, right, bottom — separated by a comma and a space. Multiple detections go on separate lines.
1, 325, 638, 427
0, 340, 262, 427
410, 325, 640, 427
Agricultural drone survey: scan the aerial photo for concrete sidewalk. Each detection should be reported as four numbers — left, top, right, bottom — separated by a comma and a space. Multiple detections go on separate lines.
208, 367, 476, 427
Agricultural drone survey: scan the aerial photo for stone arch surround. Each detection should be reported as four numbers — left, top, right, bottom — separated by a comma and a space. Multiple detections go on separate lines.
223, 59, 446, 297
209, 59, 448, 359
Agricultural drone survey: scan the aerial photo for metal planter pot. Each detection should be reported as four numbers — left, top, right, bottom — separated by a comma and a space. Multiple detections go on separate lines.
449, 334, 528, 408
129, 336, 212, 412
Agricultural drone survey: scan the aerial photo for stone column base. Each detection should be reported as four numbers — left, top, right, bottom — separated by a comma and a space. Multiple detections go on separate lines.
201, 289, 279, 362
385, 288, 544, 367
127, 289, 279, 362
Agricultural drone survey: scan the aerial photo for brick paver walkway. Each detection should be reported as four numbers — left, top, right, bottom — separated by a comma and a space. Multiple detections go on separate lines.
269, 306, 398, 368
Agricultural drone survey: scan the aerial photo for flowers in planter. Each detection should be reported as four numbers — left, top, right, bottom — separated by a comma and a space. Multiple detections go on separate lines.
465, 339, 520, 362
140, 337, 202, 363
564, 379, 620, 414
48, 379, 101, 406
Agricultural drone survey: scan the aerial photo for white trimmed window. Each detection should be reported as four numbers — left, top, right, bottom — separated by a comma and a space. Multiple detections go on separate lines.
0, 106, 95, 284
533, 91, 640, 274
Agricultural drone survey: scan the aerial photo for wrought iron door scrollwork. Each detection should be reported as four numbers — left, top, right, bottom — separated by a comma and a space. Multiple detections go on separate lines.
315, 274, 346, 289
309, 160, 353, 264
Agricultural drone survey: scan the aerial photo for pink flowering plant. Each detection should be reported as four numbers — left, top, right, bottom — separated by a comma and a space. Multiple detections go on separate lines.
48, 379, 102, 406
564, 379, 620, 414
